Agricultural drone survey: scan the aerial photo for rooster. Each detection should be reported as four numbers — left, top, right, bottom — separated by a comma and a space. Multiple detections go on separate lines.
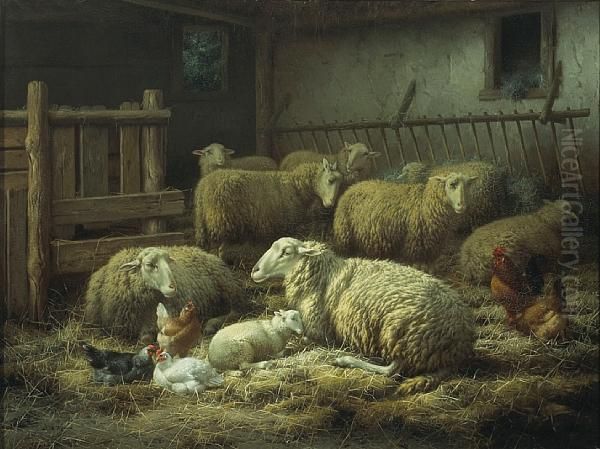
491, 246, 567, 339
156, 301, 202, 358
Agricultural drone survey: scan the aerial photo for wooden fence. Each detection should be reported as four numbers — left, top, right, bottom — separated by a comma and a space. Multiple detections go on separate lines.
271, 107, 590, 194
1, 81, 185, 322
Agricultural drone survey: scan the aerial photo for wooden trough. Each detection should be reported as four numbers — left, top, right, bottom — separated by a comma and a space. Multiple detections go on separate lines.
1, 81, 185, 322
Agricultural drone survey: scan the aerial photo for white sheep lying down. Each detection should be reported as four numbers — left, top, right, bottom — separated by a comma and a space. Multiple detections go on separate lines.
251, 237, 476, 394
208, 310, 304, 371
84, 246, 245, 343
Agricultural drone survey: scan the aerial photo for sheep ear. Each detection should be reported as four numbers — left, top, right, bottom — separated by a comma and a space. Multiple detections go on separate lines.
274, 310, 281, 317
192, 148, 208, 157
119, 260, 141, 272
467, 176, 478, 183
225, 148, 235, 155
298, 247, 323, 257
368, 151, 381, 158
330, 161, 338, 171
322, 158, 331, 170
429, 175, 447, 183
343, 141, 352, 151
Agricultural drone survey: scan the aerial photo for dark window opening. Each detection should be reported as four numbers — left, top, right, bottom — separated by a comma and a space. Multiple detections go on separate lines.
498, 13, 543, 100
182, 27, 227, 92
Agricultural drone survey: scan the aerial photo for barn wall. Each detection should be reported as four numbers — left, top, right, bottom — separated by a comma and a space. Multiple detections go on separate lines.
1, 1, 256, 190
273, 2, 599, 192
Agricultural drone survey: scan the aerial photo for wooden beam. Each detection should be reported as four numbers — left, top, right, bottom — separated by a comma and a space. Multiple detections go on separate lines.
0, 171, 28, 190
119, 102, 142, 194
390, 79, 416, 127
52, 191, 185, 225
255, 18, 274, 156
79, 106, 109, 198
141, 90, 166, 234
6, 189, 28, 320
25, 80, 50, 322
51, 233, 186, 274
0, 109, 171, 126
540, 61, 562, 125
118, 0, 254, 28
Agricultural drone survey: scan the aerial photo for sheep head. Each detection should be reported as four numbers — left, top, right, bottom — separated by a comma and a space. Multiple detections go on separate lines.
192, 142, 235, 169
251, 237, 323, 283
119, 247, 178, 298
315, 158, 344, 208
430, 172, 478, 214
273, 309, 304, 335
343, 142, 380, 174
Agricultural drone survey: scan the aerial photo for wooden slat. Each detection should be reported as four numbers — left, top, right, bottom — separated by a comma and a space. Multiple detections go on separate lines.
119, 101, 142, 193
0, 191, 6, 314
379, 127, 393, 169
498, 111, 513, 174
514, 110, 531, 175
7, 189, 28, 319
0, 127, 27, 149
0, 110, 171, 126
141, 90, 166, 234
51, 118, 77, 239
422, 117, 435, 161
469, 113, 482, 159
454, 119, 466, 159
408, 126, 422, 162
322, 125, 334, 155
0, 171, 28, 190
26, 80, 50, 321
52, 190, 185, 225
392, 128, 406, 166
0, 149, 27, 171
529, 110, 548, 184
80, 106, 109, 197
484, 112, 498, 164
438, 117, 451, 160
51, 232, 186, 274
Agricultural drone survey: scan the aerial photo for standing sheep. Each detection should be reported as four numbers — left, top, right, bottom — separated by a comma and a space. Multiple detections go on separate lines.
84, 246, 245, 343
208, 309, 304, 371
458, 200, 572, 285
280, 142, 380, 183
251, 237, 475, 394
394, 160, 507, 231
194, 159, 343, 249
192, 143, 278, 178
333, 172, 477, 262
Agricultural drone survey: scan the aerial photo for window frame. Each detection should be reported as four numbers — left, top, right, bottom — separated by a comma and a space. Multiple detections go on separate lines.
171, 21, 230, 102
479, 7, 555, 101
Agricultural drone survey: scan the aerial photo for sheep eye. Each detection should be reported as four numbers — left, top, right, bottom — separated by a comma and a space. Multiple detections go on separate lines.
450, 182, 458, 189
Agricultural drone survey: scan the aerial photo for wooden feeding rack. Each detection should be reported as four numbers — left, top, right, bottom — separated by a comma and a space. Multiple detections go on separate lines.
1, 81, 185, 322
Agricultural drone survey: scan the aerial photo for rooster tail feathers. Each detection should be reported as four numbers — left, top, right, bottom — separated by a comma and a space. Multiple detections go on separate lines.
81, 342, 104, 367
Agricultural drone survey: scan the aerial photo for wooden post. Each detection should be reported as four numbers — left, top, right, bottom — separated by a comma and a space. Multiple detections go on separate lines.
25, 81, 50, 322
540, 61, 562, 125
141, 89, 165, 234
256, 19, 274, 156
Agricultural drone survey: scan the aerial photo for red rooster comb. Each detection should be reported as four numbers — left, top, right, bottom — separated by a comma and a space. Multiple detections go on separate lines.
493, 246, 507, 257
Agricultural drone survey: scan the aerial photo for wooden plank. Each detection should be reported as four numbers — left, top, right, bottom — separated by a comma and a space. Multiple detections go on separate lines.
0, 171, 28, 190
0, 149, 27, 171
421, 117, 435, 162
392, 128, 407, 166
438, 117, 451, 160
6, 189, 28, 319
379, 127, 393, 169
529, 110, 548, 184
0, 127, 27, 148
469, 113, 482, 159
498, 111, 513, 174
141, 90, 166, 234
484, 112, 498, 164
79, 106, 109, 197
454, 119, 466, 159
408, 126, 421, 162
540, 61, 562, 125
51, 232, 186, 274
0, 191, 6, 317
256, 19, 274, 155
514, 110, 531, 175
51, 118, 76, 239
25, 80, 50, 321
53, 191, 185, 225
0, 110, 171, 126
119, 102, 141, 194
391, 79, 416, 127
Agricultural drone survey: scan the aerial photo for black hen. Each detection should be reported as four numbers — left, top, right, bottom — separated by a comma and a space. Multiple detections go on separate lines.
81, 342, 157, 385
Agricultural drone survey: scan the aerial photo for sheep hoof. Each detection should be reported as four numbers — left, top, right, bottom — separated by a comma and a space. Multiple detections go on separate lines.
396, 375, 433, 395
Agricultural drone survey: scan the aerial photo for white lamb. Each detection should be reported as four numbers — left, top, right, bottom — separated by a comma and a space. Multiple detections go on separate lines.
207, 310, 304, 371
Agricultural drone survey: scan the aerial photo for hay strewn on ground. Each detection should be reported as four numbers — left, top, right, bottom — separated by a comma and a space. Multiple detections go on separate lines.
2, 247, 598, 448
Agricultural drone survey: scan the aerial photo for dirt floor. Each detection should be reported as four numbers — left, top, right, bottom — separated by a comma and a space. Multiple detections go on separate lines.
2, 226, 599, 449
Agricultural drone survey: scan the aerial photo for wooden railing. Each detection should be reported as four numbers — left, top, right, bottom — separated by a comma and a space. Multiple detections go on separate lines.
1, 81, 185, 322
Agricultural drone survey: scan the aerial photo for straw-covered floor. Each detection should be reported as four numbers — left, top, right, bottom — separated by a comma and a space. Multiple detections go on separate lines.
2, 236, 599, 449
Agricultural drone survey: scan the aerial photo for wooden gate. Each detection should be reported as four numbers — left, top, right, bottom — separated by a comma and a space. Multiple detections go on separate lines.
1, 81, 185, 322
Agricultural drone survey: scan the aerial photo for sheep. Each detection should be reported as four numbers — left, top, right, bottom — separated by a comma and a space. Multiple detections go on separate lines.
192, 142, 278, 178
208, 309, 304, 371
333, 172, 477, 262
194, 158, 344, 250
393, 160, 507, 232
251, 237, 476, 394
458, 200, 573, 285
279, 142, 380, 183
84, 246, 245, 343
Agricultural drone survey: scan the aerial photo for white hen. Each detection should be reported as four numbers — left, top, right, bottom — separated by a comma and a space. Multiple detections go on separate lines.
153, 351, 223, 395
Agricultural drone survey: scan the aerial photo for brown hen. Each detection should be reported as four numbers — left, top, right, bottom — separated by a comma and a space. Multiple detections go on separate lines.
156, 301, 202, 358
491, 246, 567, 339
